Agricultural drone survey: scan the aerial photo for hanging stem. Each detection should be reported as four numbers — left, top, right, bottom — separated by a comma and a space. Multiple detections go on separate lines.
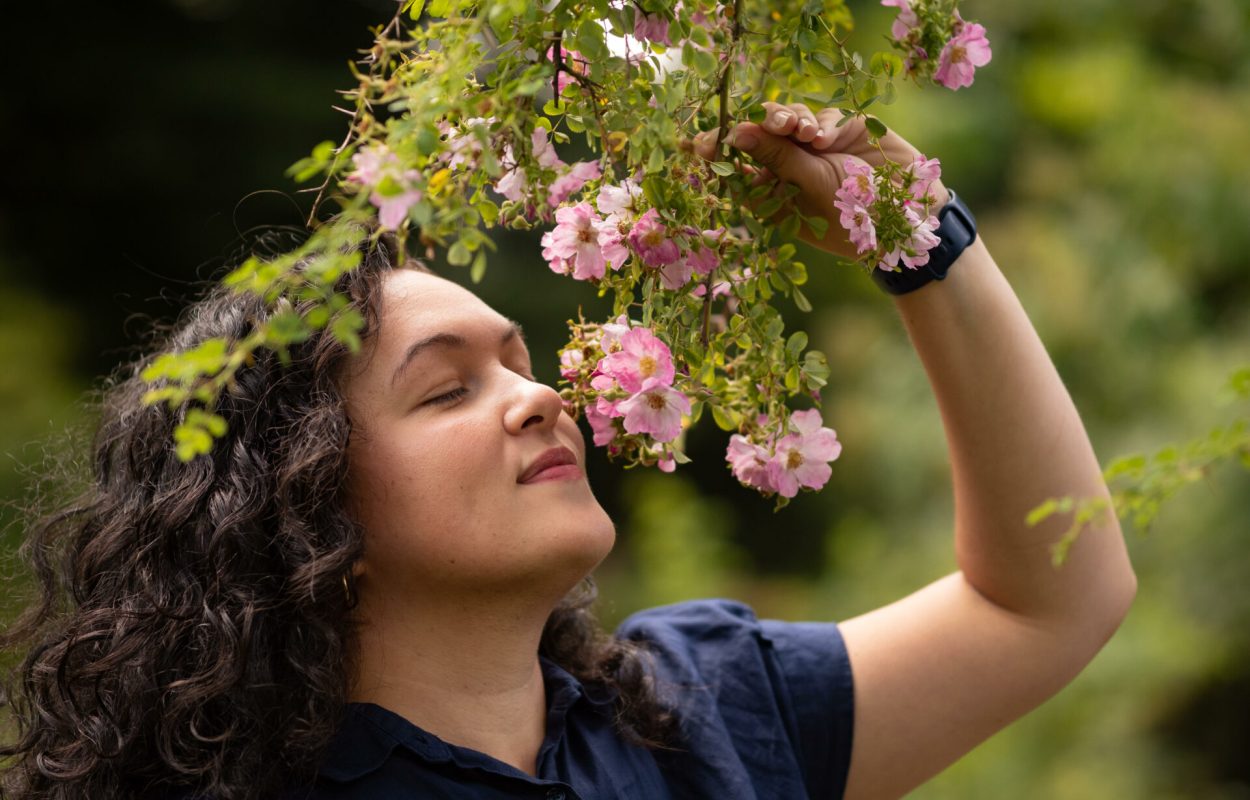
701, 0, 743, 347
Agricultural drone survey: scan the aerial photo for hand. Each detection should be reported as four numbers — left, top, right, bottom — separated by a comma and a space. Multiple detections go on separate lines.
690, 101, 950, 260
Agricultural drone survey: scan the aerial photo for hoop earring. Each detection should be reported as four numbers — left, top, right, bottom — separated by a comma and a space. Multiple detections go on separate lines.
342, 573, 356, 607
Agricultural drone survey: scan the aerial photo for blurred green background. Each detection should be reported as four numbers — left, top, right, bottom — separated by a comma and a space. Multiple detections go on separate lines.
2, 0, 1249, 796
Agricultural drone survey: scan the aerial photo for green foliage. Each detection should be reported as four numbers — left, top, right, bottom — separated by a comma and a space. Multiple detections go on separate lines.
1030, 374, 1250, 567
143, 0, 974, 475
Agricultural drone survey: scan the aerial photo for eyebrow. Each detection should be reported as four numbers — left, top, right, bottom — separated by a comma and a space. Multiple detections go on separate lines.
390, 319, 526, 388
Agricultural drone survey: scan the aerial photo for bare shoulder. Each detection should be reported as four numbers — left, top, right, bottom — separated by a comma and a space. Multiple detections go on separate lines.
837, 571, 1133, 800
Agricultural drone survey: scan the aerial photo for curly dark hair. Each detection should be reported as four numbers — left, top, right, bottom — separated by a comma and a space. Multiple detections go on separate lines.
0, 233, 680, 799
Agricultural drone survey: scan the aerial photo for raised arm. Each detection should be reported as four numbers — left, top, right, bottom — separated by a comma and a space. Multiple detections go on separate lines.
694, 103, 1137, 799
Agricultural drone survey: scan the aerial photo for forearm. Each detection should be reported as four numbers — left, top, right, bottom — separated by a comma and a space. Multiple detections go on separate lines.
892, 235, 1136, 624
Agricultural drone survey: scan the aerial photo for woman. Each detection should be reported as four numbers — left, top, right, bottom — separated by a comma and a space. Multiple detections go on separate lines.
0, 103, 1137, 799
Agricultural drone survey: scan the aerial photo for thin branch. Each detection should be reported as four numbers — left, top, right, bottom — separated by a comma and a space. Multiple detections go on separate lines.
305, 3, 406, 228
701, 0, 743, 347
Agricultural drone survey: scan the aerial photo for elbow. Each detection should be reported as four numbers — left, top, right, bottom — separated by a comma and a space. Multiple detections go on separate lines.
1107, 565, 1138, 629
1082, 562, 1137, 652
1102, 519, 1139, 626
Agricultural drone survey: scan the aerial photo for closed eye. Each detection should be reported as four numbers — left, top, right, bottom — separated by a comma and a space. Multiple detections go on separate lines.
423, 386, 468, 406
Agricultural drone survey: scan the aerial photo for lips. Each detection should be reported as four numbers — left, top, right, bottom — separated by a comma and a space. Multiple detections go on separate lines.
518, 446, 580, 484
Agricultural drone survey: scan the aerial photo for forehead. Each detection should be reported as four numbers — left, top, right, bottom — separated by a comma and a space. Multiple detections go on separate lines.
379, 269, 508, 338
343, 269, 516, 395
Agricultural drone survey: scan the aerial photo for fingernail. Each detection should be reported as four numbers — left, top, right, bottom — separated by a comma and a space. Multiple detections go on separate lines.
734, 131, 759, 149
771, 110, 792, 126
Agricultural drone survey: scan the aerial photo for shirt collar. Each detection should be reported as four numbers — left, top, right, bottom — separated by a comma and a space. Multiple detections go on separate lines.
318, 656, 617, 784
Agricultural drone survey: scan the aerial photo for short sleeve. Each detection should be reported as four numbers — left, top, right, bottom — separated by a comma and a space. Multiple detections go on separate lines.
616, 599, 855, 800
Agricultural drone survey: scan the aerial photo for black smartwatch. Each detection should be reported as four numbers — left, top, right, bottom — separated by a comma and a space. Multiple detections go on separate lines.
871, 189, 977, 296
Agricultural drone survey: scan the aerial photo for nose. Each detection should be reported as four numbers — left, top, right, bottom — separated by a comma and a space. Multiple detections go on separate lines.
502, 370, 565, 435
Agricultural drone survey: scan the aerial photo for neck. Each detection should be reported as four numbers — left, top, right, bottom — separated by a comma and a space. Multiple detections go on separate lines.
349, 585, 561, 777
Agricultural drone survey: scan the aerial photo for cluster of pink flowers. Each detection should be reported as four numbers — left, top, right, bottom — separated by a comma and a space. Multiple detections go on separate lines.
834, 156, 944, 272
558, 316, 841, 489
494, 127, 601, 207
583, 324, 692, 458
437, 116, 494, 170
346, 143, 424, 230
726, 409, 842, 497
633, 9, 672, 45
540, 176, 726, 286
882, 1, 992, 90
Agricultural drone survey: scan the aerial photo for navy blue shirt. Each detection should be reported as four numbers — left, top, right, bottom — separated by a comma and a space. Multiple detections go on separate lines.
299, 599, 855, 799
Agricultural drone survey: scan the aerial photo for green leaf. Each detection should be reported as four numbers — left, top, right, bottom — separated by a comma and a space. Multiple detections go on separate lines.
709, 161, 737, 177
769, 269, 789, 292
306, 306, 330, 329
864, 116, 888, 138
447, 240, 472, 266
806, 215, 829, 239
470, 249, 488, 283
688, 400, 705, 425
330, 309, 364, 353
756, 197, 784, 219
1227, 366, 1250, 398
786, 331, 808, 360
711, 404, 739, 432
803, 349, 830, 387
404, 0, 427, 20
765, 315, 785, 341
784, 365, 800, 391
783, 260, 808, 286
410, 124, 438, 156
778, 212, 801, 240
574, 19, 609, 61
1026, 496, 1074, 527
476, 199, 500, 227
266, 310, 311, 346
187, 409, 229, 438
223, 256, 261, 290
870, 51, 903, 78
690, 47, 718, 78
174, 422, 213, 462
792, 287, 812, 312
646, 145, 665, 175
809, 52, 836, 75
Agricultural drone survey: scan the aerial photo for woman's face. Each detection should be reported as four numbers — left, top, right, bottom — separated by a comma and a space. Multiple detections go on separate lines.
341, 269, 615, 603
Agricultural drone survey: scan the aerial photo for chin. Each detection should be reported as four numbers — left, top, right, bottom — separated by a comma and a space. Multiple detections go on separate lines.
548, 504, 617, 578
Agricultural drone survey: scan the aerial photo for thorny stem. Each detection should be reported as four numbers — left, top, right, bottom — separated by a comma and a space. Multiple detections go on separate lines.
553, 38, 622, 177
700, 0, 743, 348
305, 6, 405, 228
551, 32, 562, 101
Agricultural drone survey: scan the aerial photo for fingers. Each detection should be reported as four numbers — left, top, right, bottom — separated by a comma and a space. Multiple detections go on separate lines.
761, 101, 824, 144
723, 121, 831, 196
814, 107, 857, 151
690, 103, 858, 163
690, 127, 722, 161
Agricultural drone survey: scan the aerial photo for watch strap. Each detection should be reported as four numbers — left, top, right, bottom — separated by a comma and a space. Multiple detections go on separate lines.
871, 189, 977, 296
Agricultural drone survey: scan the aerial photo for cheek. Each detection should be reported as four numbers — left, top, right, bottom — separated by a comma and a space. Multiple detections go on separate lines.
350, 420, 498, 531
